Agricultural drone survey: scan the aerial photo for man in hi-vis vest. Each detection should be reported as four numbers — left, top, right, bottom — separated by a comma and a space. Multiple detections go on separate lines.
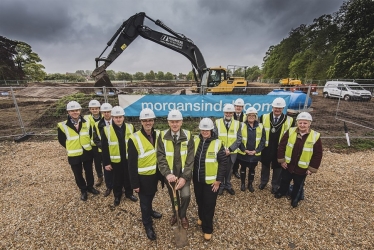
275, 112, 322, 208
58, 101, 100, 201
213, 103, 242, 196
101, 106, 138, 206
128, 108, 163, 241
259, 97, 294, 194
157, 109, 194, 230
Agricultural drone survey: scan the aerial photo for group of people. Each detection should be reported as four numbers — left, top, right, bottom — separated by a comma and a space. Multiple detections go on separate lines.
57, 97, 323, 242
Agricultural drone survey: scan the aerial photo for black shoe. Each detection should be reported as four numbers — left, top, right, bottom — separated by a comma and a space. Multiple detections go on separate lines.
145, 227, 156, 241
80, 192, 87, 201
126, 194, 138, 202
271, 187, 279, 194
291, 199, 299, 208
87, 187, 100, 195
218, 189, 224, 195
248, 184, 254, 193
114, 197, 120, 206
227, 188, 235, 195
103, 188, 112, 197
233, 172, 241, 179
258, 184, 266, 190
151, 210, 162, 219
274, 192, 284, 199
240, 183, 246, 191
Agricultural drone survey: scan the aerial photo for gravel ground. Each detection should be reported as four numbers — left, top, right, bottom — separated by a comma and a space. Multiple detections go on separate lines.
1, 141, 373, 249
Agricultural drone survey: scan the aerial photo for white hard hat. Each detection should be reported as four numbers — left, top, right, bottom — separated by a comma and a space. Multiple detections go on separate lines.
199, 118, 214, 130
272, 97, 286, 108
246, 107, 258, 114
100, 103, 113, 112
88, 99, 101, 108
66, 101, 82, 111
234, 98, 244, 106
140, 108, 156, 120
167, 109, 183, 120
296, 112, 312, 121
223, 103, 235, 112
111, 106, 125, 116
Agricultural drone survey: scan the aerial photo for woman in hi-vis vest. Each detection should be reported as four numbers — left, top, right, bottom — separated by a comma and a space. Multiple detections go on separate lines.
193, 118, 228, 241
275, 112, 323, 208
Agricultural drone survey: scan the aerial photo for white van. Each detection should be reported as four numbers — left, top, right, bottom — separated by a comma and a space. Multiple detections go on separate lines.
323, 81, 372, 101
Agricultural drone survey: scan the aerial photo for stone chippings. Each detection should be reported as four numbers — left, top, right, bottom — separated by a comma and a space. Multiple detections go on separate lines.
0, 141, 373, 249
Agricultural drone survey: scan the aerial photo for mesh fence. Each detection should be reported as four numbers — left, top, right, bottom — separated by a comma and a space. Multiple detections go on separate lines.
1, 84, 373, 146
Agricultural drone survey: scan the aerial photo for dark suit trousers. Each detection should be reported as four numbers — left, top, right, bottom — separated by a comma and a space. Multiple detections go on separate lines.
70, 159, 94, 192
138, 192, 155, 229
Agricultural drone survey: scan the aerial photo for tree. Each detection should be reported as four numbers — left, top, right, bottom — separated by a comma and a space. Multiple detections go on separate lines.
156, 71, 164, 80
116, 71, 133, 81
328, 0, 374, 78
14, 42, 46, 81
133, 72, 145, 80
164, 72, 174, 80
0, 36, 24, 80
106, 70, 116, 80
145, 70, 156, 80
186, 71, 195, 81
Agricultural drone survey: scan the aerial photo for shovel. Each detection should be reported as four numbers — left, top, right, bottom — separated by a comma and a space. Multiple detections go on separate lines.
168, 181, 188, 248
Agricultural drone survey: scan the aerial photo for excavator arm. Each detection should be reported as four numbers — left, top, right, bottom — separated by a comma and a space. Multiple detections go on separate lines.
92, 12, 207, 89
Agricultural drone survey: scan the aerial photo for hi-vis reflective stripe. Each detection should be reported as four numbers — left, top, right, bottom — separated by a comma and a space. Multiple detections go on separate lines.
62, 124, 79, 140
132, 133, 156, 159
138, 165, 157, 173
298, 160, 309, 165
82, 144, 91, 149
68, 149, 83, 154
206, 175, 217, 181
110, 156, 121, 160
205, 159, 217, 163
166, 152, 174, 156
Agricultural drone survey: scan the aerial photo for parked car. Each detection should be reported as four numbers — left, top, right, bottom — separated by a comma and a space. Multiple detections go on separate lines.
323, 81, 372, 101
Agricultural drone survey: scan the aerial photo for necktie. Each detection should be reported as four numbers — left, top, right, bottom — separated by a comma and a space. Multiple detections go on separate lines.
107, 121, 111, 126
274, 117, 278, 124
148, 134, 154, 146
173, 134, 178, 143
225, 122, 229, 130
74, 123, 79, 130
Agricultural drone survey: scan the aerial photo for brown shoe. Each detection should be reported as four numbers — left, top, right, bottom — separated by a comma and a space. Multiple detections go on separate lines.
204, 233, 212, 240
95, 177, 103, 187
181, 217, 189, 229
103, 188, 112, 197
170, 215, 177, 226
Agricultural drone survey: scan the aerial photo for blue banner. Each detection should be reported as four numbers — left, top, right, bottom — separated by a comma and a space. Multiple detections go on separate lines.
118, 95, 290, 118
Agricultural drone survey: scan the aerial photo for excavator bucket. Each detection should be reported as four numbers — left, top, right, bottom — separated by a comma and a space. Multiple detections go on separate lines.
94, 70, 114, 88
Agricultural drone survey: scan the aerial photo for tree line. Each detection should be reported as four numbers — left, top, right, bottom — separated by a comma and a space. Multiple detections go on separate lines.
262, 0, 374, 80
1, 0, 373, 82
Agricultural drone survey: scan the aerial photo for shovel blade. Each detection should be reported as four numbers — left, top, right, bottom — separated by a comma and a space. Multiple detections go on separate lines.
173, 226, 188, 248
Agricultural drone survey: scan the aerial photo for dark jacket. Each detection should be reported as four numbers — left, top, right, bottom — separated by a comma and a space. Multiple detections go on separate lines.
157, 128, 194, 181
237, 120, 266, 163
193, 133, 227, 184
57, 115, 93, 165
260, 112, 295, 166
128, 127, 163, 195
277, 128, 323, 175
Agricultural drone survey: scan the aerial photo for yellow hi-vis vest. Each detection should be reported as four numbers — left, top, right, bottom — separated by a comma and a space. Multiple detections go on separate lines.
58, 121, 92, 157
160, 129, 191, 174
285, 127, 320, 169
194, 137, 222, 184
129, 130, 160, 176
262, 114, 293, 147
93, 120, 110, 153
84, 114, 101, 146
104, 123, 134, 163
238, 123, 263, 156
215, 118, 240, 153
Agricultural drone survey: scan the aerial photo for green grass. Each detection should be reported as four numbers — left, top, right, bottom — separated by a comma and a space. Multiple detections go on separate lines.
333, 138, 374, 150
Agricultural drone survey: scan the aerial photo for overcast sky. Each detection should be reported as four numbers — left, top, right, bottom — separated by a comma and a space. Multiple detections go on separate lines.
1, 0, 344, 75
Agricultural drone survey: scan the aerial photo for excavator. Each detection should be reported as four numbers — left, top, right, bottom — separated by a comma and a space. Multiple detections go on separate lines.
91, 12, 248, 94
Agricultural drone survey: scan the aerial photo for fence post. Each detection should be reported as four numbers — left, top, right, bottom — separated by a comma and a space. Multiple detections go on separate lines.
103, 86, 108, 103
10, 87, 33, 142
